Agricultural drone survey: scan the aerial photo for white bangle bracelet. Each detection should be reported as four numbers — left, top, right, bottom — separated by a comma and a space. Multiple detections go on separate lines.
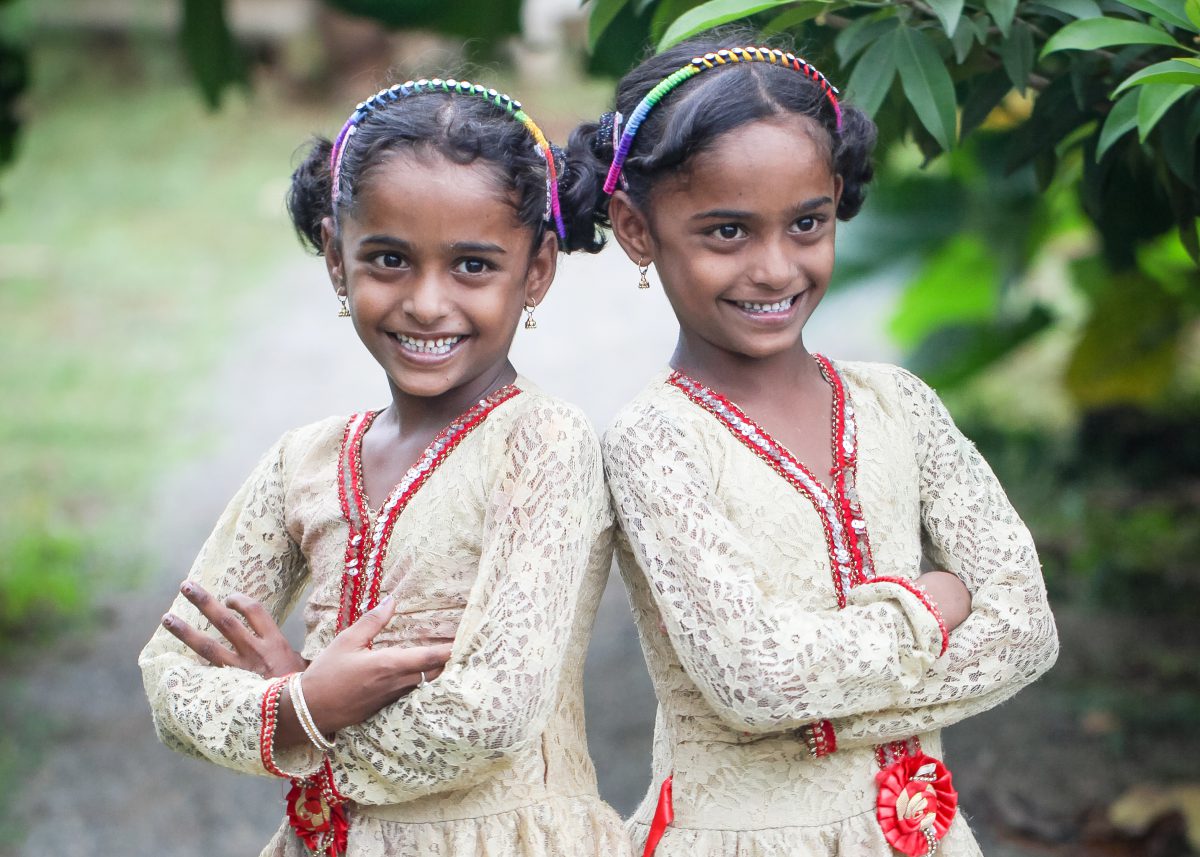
289, 673, 336, 753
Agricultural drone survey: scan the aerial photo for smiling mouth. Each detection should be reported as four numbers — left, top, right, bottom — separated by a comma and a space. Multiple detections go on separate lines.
389, 333, 466, 355
730, 295, 798, 314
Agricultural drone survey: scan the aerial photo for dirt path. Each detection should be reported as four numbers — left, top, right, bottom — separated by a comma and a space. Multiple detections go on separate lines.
13, 248, 1090, 856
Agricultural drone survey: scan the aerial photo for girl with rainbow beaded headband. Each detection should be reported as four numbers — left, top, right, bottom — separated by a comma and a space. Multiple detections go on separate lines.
568, 28, 1058, 857
140, 77, 632, 857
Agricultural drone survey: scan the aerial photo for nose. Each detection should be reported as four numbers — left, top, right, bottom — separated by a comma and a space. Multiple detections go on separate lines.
402, 271, 450, 325
747, 235, 796, 292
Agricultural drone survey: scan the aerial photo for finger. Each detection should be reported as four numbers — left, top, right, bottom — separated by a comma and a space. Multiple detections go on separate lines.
381, 643, 454, 675
162, 613, 236, 668
224, 592, 281, 640
180, 581, 256, 655
340, 596, 397, 647
395, 665, 446, 691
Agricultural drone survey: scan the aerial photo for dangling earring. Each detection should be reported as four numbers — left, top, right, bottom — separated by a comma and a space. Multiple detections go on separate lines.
337, 293, 350, 318
523, 303, 538, 330
637, 258, 651, 290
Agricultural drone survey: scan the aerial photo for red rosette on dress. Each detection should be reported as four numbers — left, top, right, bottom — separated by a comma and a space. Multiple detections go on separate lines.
875, 753, 957, 856
286, 781, 349, 856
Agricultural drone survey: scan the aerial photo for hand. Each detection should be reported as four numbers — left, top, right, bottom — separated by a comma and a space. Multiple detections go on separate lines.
918, 570, 972, 633
276, 596, 453, 745
162, 581, 307, 678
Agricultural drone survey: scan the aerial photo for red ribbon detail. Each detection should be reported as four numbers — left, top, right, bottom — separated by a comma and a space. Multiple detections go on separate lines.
642, 775, 674, 857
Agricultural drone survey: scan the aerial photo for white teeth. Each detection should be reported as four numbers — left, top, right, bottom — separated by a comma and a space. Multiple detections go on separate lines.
735, 296, 796, 313
394, 334, 463, 355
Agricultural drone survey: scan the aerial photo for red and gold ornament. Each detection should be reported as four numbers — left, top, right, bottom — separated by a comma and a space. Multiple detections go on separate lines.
875, 753, 957, 856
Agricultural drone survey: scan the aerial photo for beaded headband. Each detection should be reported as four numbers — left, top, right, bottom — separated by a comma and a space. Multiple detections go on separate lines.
603, 46, 843, 195
330, 78, 566, 241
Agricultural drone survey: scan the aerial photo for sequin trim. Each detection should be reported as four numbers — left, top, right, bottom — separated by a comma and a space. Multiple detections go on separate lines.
334, 386, 522, 635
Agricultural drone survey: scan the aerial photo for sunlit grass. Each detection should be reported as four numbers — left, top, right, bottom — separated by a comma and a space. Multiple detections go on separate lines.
0, 37, 337, 640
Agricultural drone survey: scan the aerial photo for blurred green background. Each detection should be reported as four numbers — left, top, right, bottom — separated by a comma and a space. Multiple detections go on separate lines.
1, 0, 1198, 855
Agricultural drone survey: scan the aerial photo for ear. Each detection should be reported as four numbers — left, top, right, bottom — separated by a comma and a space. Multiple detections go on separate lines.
523, 228, 559, 308
608, 191, 655, 266
320, 216, 345, 297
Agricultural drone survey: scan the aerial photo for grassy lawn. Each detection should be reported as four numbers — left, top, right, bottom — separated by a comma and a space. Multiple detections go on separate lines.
0, 36, 339, 642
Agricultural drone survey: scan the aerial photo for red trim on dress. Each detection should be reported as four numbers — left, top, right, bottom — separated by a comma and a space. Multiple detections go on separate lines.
663, 357, 957, 856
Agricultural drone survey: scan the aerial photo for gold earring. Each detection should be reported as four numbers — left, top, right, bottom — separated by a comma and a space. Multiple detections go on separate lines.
637, 258, 651, 290
523, 303, 538, 329
337, 294, 350, 318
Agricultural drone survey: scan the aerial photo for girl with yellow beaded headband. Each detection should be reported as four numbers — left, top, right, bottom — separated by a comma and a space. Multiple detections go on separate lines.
570, 26, 1057, 857
140, 76, 628, 857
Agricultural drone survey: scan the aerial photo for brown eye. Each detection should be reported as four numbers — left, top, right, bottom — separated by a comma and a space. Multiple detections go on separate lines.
453, 258, 493, 275
373, 252, 405, 269
712, 224, 745, 240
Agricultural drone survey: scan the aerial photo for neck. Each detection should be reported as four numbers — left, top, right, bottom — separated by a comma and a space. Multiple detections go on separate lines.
669, 331, 822, 400
383, 361, 518, 436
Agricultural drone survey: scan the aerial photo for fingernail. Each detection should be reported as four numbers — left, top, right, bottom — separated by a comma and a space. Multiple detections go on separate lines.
161, 614, 173, 628
180, 582, 192, 596
378, 595, 394, 608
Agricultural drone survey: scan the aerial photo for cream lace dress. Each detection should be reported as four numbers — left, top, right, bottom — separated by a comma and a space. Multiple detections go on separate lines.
604, 358, 1059, 856
139, 380, 632, 857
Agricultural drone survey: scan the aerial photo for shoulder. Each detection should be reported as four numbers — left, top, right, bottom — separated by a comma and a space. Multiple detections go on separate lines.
491, 382, 601, 458
831, 359, 944, 417
602, 372, 724, 474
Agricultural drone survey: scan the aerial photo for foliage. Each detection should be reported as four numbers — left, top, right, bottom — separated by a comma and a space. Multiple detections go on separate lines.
587, 0, 1200, 413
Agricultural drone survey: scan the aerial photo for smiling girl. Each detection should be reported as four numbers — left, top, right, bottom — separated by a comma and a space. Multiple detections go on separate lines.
139, 79, 630, 857
570, 32, 1059, 857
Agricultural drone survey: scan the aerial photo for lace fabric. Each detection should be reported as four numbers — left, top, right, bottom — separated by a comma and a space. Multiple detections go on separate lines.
604, 360, 1058, 855
138, 382, 631, 856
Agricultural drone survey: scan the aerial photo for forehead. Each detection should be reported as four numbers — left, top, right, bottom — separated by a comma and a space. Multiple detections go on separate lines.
655, 115, 835, 210
347, 149, 523, 238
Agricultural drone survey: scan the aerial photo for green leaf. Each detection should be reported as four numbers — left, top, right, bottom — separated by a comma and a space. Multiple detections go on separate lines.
951, 15, 977, 62
1136, 82, 1194, 140
927, 0, 965, 37
960, 68, 1014, 137
1065, 272, 1187, 408
835, 13, 899, 64
657, 0, 792, 49
1113, 58, 1200, 93
1036, 0, 1102, 17
894, 25, 958, 151
1040, 17, 1183, 57
985, 0, 1018, 37
1118, 0, 1198, 33
179, 0, 246, 110
763, 1, 833, 33
890, 234, 999, 348
1189, 0, 1200, 30
1096, 90, 1139, 158
589, 0, 632, 52
1001, 20, 1036, 94
845, 29, 898, 116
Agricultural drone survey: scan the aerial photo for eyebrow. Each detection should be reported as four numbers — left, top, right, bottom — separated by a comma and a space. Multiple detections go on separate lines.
358, 235, 506, 255
691, 196, 835, 221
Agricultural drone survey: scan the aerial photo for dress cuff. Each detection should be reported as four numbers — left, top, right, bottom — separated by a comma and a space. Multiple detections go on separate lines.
850, 577, 949, 658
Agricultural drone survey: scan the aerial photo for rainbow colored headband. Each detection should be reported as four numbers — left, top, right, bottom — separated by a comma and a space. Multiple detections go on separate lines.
603, 46, 843, 195
330, 78, 566, 241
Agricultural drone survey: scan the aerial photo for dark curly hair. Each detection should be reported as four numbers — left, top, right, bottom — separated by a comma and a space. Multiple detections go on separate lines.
565, 27, 877, 230
288, 84, 604, 256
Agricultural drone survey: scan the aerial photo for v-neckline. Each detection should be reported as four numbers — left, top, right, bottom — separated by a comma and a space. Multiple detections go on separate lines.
669, 355, 843, 495
349, 384, 522, 523
333, 383, 522, 632
667, 355, 875, 606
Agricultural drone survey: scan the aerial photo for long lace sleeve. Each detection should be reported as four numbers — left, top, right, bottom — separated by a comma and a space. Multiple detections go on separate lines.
328, 403, 607, 805
138, 434, 318, 778
825, 369, 1059, 749
605, 406, 948, 734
